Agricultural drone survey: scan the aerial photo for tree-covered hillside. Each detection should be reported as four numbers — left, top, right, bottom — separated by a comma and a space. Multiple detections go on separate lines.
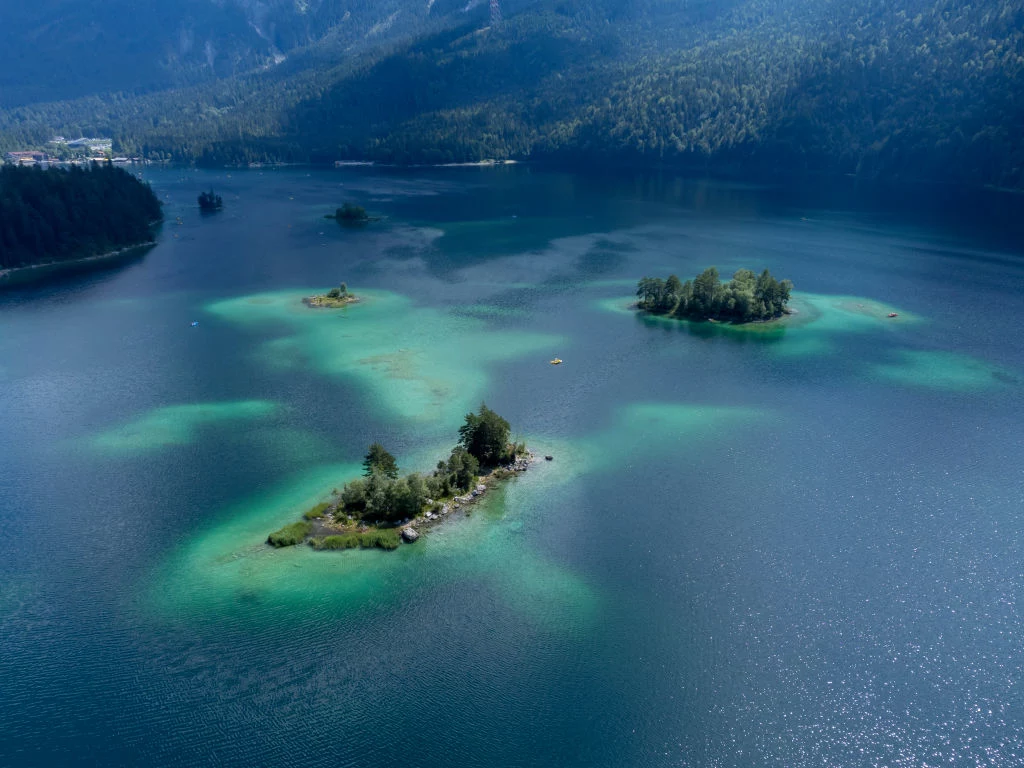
2, 0, 1021, 188
0, 0, 491, 108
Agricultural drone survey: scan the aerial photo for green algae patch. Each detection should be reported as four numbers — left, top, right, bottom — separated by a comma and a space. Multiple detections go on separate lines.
449, 303, 531, 320
92, 400, 278, 454
870, 350, 1018, 392
206, 289, 562, 426
581, 402, 773, 473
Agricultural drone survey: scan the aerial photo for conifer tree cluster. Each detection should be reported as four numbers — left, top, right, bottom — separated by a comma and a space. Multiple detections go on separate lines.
334, 404, 518, 524
0, 163, 161, 270
637, 267, 793, 323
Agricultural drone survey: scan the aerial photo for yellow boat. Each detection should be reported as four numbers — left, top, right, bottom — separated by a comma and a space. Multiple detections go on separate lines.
550, 358, 563, 365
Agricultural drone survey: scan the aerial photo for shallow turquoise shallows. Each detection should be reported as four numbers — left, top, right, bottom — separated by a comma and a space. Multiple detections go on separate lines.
1, 167, 1022, 767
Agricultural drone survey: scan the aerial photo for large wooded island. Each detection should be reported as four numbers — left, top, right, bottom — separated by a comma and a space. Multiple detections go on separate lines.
0, 163, 162, 286
637, 267, 793, 323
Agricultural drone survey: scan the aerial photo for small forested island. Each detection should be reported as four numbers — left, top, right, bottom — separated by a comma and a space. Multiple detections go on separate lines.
0, 163, 162, 282
268, 404, 532, 551
325, 203, 378, 224
303, 281, 359, 308
637, 267, 793, 323
197, 189, 223, 212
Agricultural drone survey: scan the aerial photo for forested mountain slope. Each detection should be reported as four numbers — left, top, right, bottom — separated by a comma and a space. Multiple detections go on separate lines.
2, 0, 1022, 188
0, 0, 484, 108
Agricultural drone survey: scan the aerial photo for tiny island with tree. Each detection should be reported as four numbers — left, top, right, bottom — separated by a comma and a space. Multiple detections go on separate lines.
637, 267, 793, 323
197, 189, 223, 212
267, 404, 532, 551
325, 203, 379, 224
303, 281, 359, 308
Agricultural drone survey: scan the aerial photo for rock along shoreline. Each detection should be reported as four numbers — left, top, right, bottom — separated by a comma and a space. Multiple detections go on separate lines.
301, 452, 540, 549
396, 452, 538, 543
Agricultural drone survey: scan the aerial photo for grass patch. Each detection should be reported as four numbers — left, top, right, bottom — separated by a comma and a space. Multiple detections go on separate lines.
267, 521, 313, 548
303, 502, 332, 520
310, 535, 360, 550
359, 529, 401, 550
309, 529, 402, 551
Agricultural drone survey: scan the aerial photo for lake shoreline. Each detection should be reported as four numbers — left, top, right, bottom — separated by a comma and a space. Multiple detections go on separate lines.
634, 301, 795, 326
0, 242, 156, 289
274, 451, 540, 551
302, 294, 361, 309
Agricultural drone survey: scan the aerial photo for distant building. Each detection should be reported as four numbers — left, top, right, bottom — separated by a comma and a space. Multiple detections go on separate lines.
4, 151, 46, 165
67, 137, 113, 152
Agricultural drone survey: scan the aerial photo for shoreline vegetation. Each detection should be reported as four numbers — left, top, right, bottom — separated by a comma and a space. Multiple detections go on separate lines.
637, 267, 793, 324
268, 404, 534, 551
325, 203, 380, 224
0, 242, 155, 288
302, 281, 359, 308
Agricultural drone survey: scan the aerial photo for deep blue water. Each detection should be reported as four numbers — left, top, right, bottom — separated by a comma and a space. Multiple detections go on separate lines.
1, 167, 1023, 767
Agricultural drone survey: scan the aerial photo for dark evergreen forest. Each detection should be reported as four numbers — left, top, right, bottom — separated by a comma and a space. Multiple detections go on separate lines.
0, 164, 163, 271
1, 0, 1021, 188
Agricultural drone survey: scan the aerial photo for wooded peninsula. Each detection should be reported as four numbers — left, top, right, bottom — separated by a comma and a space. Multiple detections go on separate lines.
637, 267, 793, 323
0, 163, 162, 279
268, 404, 532, 551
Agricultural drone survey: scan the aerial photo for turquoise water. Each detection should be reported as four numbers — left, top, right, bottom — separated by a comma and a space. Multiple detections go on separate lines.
1, 167, 1022, 766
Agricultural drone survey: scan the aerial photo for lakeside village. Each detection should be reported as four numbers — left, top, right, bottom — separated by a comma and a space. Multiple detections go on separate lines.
3, 137, 148, 168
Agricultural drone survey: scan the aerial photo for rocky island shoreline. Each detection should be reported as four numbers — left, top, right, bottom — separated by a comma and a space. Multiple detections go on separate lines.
311, 451, 537, 547
302, 282, 359, 308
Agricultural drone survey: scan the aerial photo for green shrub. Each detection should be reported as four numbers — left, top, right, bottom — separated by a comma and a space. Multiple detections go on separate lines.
336, 203, 368, 222
359, 529, 401, 550
304, 502, 332, 520
267, 521, 312, 547
309, 529, 401, 551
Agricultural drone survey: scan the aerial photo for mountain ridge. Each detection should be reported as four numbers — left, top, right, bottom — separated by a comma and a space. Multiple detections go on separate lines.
2, 0, 1021, 189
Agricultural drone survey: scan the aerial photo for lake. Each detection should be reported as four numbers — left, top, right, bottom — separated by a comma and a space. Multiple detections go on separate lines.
1, 166, 1022, 767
